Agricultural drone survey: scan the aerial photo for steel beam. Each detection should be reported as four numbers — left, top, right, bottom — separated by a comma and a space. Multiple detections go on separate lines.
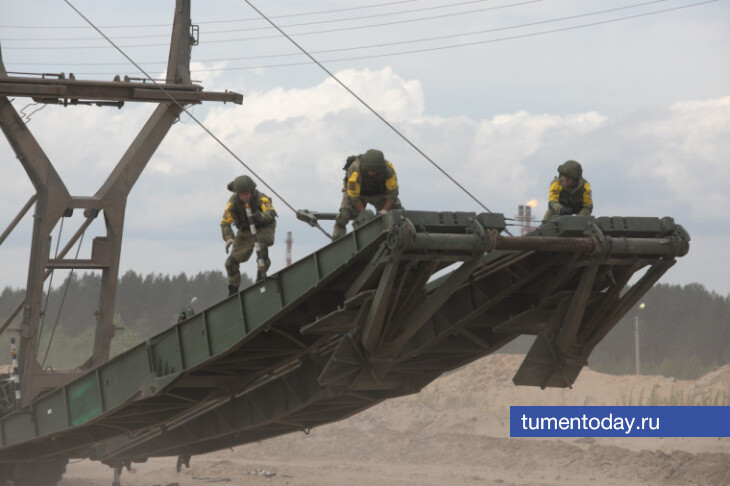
380, 256, 486, 355
0, 0, 241, 405
584, 259, 675, 349
0, 215, 95, 337
556, 257, 602, 355
361, 259, 399, 353
167, 0, 193, 85
576, 266, 634, 343
0, 95, 74, 403
0, 194, 37, 247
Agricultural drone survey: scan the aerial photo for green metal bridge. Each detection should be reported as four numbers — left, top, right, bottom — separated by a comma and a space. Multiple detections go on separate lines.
0, 3, 691, 483
0, 210, 689, 484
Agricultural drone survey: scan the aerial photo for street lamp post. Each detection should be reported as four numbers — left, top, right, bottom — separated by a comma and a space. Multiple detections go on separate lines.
635, 302, 646, 375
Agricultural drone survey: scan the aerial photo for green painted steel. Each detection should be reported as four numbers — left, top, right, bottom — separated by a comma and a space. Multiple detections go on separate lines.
0, 210, 394, 451
0, 210, 689, 465
67, 374, 102, 427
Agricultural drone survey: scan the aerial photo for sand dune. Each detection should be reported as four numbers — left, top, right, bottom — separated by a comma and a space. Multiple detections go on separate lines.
61, 354, 730, 486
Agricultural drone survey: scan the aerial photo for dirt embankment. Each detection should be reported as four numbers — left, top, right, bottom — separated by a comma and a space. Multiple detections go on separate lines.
61, 354, 730, 486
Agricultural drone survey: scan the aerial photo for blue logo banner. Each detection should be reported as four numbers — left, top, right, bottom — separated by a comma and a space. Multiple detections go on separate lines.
510, 406, 730, 437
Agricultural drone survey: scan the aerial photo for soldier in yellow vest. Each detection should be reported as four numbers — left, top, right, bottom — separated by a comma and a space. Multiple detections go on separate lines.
543, 160, 593, 221
332, 149, 402, 240
221, 175, 277, 295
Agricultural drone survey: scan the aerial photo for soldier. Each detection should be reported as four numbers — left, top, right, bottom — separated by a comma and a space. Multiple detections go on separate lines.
221, 175, 277, 295
543, 160, 593, 221
332, 149, 403, 240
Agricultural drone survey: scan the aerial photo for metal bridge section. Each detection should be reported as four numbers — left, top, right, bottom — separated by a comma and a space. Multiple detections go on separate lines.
0, 211, 689, 470
0, 0, 242, 407
0, 2, 691, 483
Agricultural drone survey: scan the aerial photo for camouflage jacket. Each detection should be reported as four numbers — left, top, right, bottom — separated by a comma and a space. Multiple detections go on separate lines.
221, 190, 277, 241
548, 177, 593, 215
342, 157, 399, 205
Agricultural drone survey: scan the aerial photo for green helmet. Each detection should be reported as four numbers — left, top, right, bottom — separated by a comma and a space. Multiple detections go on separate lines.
558, 160, 583, 180
361, 149, 386, 174
228, 175, 256, 193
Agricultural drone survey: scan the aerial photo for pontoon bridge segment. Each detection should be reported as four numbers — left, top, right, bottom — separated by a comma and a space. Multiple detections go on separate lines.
0, 0, 690, 483
0, 210, 688, 475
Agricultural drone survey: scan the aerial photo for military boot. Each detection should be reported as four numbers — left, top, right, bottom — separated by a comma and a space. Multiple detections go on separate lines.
228, 285, 239, 296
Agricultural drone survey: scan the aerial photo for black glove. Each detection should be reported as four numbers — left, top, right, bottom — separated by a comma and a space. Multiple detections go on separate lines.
252, 211, 264, 221
559, 206, 573, 215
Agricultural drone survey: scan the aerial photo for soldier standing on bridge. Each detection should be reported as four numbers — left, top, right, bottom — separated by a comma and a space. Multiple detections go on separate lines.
332, 149, 403, 240
221, 175, 277, 295
543, 160, 593, 221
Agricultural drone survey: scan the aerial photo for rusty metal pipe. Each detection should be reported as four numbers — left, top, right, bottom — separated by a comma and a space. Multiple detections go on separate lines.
495, 235, 596, 253
495, 235, 684, 256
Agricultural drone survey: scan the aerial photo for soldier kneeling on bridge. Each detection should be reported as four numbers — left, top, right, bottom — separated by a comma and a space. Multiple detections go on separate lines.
543, 160, 593, 221
332, 149, 403, 240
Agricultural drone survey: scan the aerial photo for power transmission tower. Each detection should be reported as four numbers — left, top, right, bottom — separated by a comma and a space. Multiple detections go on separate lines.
0, 0, 242, 405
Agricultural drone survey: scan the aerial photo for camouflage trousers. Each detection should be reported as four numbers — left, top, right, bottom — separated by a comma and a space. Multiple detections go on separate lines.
225, 225, 275, 287
332, 193, 402, 240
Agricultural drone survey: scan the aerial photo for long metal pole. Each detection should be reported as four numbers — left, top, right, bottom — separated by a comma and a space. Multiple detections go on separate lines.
0, 194, 37, 247
635, 314, 640, 375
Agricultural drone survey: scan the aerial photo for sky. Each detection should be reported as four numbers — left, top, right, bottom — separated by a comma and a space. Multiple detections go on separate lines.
0, 0, 729, 297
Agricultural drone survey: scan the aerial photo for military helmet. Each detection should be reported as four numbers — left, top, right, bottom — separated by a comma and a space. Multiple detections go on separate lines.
361, 149, 386, 173
228, 175, 256, 193
558, 160, 583, 180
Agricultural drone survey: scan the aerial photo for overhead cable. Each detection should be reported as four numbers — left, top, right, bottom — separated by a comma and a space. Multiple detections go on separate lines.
5, 0, 683, 68
45, 0, 716, 76
3, 0, 426, 29
240, 0, 500, 222
189, 0, 723, 73
3, 0, 541, 50
4, 0, 527, 41
62, 0, 333, 240
41, 230, 86, 368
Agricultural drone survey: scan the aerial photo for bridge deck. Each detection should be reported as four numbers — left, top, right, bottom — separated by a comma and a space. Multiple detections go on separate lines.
0, 210, 689, 466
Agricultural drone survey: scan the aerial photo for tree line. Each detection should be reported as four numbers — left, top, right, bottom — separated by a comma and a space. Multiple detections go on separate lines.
0, 270, 251, 368
0, 272, 727, 378
588, 282, 730, 379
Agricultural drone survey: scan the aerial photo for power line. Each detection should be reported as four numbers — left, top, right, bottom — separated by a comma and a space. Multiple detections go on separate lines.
3, 0, 521, 41
198, 0, 722, 71
36, 0, 716, 76
61, 0, 333, 240
223, 0, 672, 62
239, 0, 503, 224
3, 0, 427, 29
3, 0, 541, 50
1, 0, 685, 68
41, 231, 86, 368
1, 1, 402, 29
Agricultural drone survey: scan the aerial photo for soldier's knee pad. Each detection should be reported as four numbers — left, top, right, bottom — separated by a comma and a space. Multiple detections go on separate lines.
259, 244, 269, 260
335, 209, 352, 226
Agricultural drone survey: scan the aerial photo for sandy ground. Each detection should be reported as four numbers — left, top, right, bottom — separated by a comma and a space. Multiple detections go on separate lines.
59, 355, 730, 486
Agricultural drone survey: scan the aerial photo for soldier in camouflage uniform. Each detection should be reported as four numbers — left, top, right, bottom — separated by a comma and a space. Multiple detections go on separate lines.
221, 175, 277, 295
332, 149, 402, 240
543, 160, 593, 221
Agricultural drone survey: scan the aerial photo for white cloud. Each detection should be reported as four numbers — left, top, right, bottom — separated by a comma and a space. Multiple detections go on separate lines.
1, 68, 728, 295
586, 96, 730, 220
